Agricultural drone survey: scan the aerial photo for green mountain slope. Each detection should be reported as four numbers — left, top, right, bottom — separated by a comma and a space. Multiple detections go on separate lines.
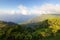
0, 21, 18, 29
23, 14, 60, 24
0, 14, 60, 40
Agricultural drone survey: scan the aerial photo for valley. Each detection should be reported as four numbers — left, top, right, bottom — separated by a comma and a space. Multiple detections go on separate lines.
0, 14, 60, 40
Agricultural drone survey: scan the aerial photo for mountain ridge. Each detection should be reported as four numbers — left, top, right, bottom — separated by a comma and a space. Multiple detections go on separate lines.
22, 14, 60, 24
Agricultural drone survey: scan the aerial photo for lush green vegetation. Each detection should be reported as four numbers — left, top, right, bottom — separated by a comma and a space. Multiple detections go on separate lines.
0, 18, 60, 40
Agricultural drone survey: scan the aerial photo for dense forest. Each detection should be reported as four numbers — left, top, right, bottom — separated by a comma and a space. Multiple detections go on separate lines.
0, 18, 60, 40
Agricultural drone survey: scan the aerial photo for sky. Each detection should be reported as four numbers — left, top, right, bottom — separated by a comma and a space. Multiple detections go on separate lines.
0, 0, 60, 15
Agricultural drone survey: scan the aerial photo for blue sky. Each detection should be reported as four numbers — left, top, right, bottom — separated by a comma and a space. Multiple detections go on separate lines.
0, 0, 45, 10
0, 0, 60, 23
0, 0, 60, 15
0, 0, 60, 10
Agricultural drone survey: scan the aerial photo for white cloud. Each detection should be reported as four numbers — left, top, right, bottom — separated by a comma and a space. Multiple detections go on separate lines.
0, 4, 60, 15
31, 4, 60, 15
18, 5, 30, 15
0, 10, 15, 15
18, 4, 60, 15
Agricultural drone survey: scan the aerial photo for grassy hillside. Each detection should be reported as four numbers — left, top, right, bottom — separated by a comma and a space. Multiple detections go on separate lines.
23, 14, 60, 24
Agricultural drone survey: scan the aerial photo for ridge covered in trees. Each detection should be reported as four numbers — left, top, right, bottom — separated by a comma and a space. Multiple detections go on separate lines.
0, 18, 60, 40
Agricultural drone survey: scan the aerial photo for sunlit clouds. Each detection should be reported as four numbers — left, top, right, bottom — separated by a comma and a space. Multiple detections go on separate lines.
0, 4, 60, 15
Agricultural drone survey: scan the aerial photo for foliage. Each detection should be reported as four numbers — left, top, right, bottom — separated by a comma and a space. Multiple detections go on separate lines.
0, 18, 60, 40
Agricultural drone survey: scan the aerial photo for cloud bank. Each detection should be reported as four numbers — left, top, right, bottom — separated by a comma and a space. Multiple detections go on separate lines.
0, 4, 60, 15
